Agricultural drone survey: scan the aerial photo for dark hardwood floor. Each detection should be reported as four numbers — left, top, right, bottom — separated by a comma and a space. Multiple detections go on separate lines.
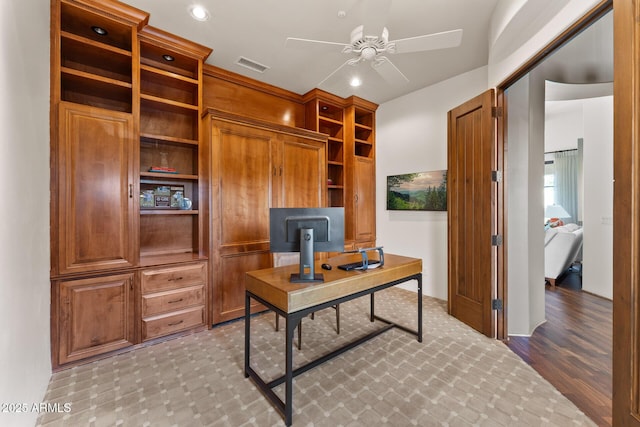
505, 267, 612, 426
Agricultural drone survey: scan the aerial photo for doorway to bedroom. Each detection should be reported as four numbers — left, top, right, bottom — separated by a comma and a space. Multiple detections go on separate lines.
502, 5, 613, 425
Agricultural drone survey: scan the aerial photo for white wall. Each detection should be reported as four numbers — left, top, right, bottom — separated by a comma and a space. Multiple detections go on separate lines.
0, 1, 52, 426
543, 95, 613, 300
488, 0, 603, 86
581, 97, 613, 299
506, 72, 547, 336
376, 67, 488, 300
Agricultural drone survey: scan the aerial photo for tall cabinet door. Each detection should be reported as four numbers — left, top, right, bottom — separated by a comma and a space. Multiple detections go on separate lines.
277, 134, 326, 208
210, 120, 275, 323
353, 157, 376, 244
207, 111, 328, 324
57, 102, 136, 275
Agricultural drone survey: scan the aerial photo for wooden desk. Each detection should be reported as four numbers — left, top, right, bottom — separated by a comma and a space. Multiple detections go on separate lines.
244, 253, 423, 426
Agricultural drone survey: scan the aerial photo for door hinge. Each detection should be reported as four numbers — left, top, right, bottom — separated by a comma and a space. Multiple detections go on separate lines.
492, 299, 503, 310
491, 106, 503, 118
491, 234, 503, 246
491, 170, 502, 182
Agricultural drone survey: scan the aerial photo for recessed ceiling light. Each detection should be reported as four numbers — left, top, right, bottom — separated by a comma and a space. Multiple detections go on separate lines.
91, 26, 108, 36
189, 4, 210, 21
350, 77, 362, 87
162, 54, 175, 62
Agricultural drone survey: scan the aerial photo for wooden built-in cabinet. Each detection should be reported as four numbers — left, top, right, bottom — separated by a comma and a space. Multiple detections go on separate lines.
305, 95, 346, 208
204, 109, 327, 324
347, 103, 376, 248
137, 26, 211, 267
304, 91, 378, 249
50, 0, 211, 370
57, 273, 135, 365
140, 263, 207, 341
51, 0, 380, 361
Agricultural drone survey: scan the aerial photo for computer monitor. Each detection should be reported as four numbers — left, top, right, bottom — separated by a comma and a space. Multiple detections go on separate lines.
269, 207, 345, 283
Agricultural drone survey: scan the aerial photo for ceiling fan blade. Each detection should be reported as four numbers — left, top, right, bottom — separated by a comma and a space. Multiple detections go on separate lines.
372, 56, 409, 85
318, 58, 359, 87
285, 37, 349, 52
391, 29, 463, 54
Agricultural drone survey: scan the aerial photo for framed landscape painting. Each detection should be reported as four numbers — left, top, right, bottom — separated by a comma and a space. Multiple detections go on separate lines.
387, 170, 447, 211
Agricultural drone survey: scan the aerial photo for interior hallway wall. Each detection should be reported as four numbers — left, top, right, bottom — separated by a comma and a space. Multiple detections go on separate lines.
506, 72, 546, 336
376, 67, 488, 299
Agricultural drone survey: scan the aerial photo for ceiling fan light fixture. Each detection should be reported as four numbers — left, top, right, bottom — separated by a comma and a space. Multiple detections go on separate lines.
361, 46, 377, 61
189, 4, 210, 21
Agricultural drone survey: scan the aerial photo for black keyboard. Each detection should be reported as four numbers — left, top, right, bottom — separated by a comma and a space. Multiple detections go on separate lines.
337, 260, 380, 271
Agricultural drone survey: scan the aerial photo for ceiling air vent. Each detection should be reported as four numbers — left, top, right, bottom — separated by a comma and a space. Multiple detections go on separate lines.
236, 56, 270, 73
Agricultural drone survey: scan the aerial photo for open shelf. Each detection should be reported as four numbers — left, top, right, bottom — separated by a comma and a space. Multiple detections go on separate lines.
60, 2, 133, 51
61, 71, 132, 112
61, 33, 132, 82
140, 98, 198, 141
140, 40, 200, 80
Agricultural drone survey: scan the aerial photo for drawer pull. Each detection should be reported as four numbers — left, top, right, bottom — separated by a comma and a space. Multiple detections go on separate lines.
168, 320, 184, 327
168, 298, 184, 304
168, 276, 183, 282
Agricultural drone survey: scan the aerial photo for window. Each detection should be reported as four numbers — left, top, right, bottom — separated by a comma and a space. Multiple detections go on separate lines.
544, 161, 555, 208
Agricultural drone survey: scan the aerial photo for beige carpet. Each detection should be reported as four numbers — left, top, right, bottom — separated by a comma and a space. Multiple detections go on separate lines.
37, 288, 595, 426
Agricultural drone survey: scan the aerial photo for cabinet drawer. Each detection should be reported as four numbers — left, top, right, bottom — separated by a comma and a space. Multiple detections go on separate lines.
141, 263, 206, 293
142, 285, 204, 316
142, 306, 205, 341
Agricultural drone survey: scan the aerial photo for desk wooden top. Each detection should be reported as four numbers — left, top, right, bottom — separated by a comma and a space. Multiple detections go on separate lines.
245, 253, 422, 314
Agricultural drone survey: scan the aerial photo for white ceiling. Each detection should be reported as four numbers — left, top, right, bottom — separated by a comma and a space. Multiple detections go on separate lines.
123, 0, 499, 104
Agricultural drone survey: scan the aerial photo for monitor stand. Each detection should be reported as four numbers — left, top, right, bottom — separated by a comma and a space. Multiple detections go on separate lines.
290, 227, 324, 283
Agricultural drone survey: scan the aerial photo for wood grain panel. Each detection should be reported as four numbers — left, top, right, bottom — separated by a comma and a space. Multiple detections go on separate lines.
354, 157, 375, 242
203, 67, 305, 128
140, 263, 206, 293
142, 306, 204, 340
279, 135, 326, 208
218, 251, 272, 323
612, 0, 640, 424
217, 125, 273, 245
57, 102, 135, 275
447, 90, 495, 337
142, 285, 204, 316
58, 273, 134, 364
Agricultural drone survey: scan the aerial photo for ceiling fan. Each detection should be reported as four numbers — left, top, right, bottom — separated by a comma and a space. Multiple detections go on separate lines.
285, 22, 463, 87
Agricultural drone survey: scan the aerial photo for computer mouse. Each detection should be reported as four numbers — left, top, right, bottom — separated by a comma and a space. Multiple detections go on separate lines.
321, 263, 332, 270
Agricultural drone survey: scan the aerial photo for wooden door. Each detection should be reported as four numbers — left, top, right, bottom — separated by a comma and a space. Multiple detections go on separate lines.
612, 0, 640, 424
277, 134, 326, 208
58, 273, 135, 365
447, 90, 496, 337
210, 120, 275, 323
354, 157, 376, 244
56, 102, 136, 275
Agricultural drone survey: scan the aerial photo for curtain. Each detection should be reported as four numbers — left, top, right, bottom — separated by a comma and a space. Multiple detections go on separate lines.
554, 150, 579, 224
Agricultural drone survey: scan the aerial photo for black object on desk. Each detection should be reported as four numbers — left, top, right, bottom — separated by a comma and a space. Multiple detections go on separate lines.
338, 260, 380, 271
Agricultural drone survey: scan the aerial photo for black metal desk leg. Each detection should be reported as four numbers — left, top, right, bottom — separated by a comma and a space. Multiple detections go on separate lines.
284, 315, 301, 426
370, 292, 375, 322
244, 293, 251, 377
417, 274, 423, 343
